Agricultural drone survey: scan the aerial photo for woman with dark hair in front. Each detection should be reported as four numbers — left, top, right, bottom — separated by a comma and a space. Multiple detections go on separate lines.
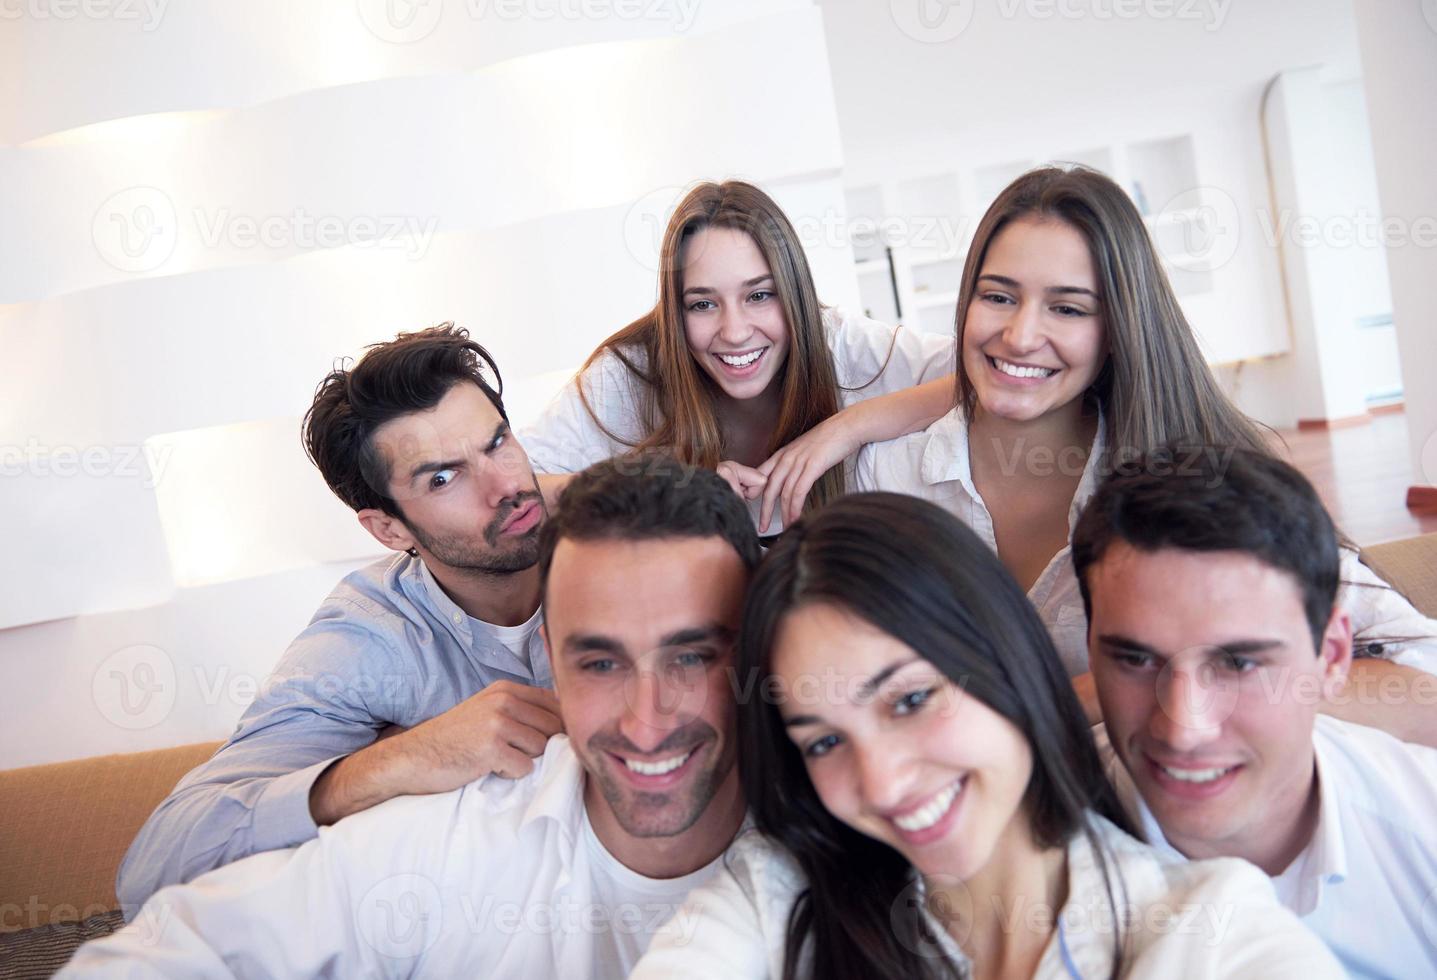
630, 494, 1343, 980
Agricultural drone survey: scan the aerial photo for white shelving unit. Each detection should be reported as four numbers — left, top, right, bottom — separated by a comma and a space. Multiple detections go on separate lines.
844, 134, 1219, 339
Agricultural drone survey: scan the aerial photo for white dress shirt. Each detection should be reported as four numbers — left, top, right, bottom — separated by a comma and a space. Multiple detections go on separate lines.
519, 306, 955, 533
854, 405, 1437, 677
64, 737, 725, 979
630, 812, 1345, 978
1101, 715, 1437, 979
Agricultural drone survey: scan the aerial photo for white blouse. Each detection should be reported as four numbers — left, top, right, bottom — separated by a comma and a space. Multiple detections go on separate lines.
854, 405, 1437, 677
518, 307, 955, 530
629, 812, 1345, 979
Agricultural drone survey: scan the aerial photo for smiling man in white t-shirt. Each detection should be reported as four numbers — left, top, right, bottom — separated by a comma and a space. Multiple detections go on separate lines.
1073, 446, 1437, 979
63, 457, 758, 979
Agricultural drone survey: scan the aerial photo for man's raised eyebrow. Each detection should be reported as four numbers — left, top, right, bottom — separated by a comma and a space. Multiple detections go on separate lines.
403, 421, 508, 485
408, 458, 464, 485
485, 419, 510, 449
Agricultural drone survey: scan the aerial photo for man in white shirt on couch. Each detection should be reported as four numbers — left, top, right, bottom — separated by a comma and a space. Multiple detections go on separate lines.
64, 456, 758, 978
1073, 446, 1437, 979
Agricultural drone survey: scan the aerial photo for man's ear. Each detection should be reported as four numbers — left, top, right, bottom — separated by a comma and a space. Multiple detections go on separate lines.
1319, 607, 1354, 699
357, 508, 418, 554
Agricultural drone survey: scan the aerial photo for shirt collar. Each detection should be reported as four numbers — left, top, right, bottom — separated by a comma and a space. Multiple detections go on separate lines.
413, 555, 469, 634
1067, 409, 1107, 532
520, 735, 588, 837
1126, 733, 1345, 916
918, 403, 1107, 534
919, 406, 977, 492
1280, 739, 1347, 915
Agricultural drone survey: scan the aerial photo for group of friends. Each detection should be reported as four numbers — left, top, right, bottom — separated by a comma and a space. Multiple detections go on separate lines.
63, 169, 1437, 978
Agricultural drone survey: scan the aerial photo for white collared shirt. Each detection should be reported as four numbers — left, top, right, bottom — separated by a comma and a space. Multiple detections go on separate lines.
630, 812, 1344, 978
854, 406, 1437, 677
65, 737, 726, 979
1100, 715, 1437, 978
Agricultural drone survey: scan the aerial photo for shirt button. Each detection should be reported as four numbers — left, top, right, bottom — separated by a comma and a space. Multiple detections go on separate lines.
453, 613, 463, 624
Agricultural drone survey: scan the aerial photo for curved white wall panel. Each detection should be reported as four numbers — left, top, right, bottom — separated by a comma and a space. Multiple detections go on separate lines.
3, 1, 857, 758
0, 0, 814, 145
3, 174, 860, 452
2, 7, 842, 304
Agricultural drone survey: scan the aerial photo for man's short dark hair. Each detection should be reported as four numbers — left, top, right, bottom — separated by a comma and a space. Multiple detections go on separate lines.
302, 323, 507, 516
1071, 446, 1340, 650
538, 455, 762, 598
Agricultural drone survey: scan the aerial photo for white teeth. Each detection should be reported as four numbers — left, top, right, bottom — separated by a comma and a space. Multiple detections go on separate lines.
624, 749, 694, 776
992, 357, 1056, 380
1159, 763, 1235, 783
893, 778, 964, 833
717, 349, 765, 367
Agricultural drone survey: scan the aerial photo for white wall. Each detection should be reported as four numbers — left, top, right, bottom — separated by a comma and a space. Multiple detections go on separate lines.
1352, 1, 1437, 489
815, 0, 1384, 427
2, 1, 861, 767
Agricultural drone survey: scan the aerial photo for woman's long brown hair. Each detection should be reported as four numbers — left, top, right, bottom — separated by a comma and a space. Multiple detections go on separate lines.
954, 166, 1273, 465
579, 180, 847, 514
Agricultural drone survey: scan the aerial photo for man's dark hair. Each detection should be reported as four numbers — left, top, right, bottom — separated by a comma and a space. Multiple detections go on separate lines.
537, 455, 761, 598
1072, 445, 1340, 650
302, 323, 507, 516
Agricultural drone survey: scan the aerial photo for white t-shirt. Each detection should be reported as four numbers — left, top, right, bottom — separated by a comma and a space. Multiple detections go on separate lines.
630, 812, 1344, 978
477, 604, 544, 671
580, 806, 719, 974
518, 307, 955, 530
63, 737, 729, 980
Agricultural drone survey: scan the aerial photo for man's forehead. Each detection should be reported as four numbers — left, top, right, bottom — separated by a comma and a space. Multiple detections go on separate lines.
546, 535, 746, 637
372, 384, 500, 460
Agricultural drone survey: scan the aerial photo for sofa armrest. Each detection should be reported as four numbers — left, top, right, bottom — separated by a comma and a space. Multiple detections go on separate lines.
0, 740, 222, 933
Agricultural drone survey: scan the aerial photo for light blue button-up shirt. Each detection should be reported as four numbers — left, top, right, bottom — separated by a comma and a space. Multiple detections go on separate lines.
115, 551, 551, 917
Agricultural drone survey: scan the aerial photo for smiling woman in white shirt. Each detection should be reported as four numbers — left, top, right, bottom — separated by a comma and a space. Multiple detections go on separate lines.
520, 180, 955, 534
630, 493, 1343, 980
850, 166, 1437, 716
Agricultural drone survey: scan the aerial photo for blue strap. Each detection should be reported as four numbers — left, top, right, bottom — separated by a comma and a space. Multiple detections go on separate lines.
1057, 918, 1083, 980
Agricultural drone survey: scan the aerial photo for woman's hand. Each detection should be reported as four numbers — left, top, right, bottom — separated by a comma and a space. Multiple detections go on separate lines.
716, 460, 769, 502
756, 416, 857, 533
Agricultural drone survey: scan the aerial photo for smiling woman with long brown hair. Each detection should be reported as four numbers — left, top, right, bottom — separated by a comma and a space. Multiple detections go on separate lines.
520, 180, 956, 534
852, 166, 1436, 702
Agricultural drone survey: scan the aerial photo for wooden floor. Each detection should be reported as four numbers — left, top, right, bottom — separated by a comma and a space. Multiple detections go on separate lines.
1272, 410, 1437, 546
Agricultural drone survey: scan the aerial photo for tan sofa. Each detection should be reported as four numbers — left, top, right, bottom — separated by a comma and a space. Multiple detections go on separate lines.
1361, 532, 1437, 618
0, 534, 1432, 976
0, 741, 221, 977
